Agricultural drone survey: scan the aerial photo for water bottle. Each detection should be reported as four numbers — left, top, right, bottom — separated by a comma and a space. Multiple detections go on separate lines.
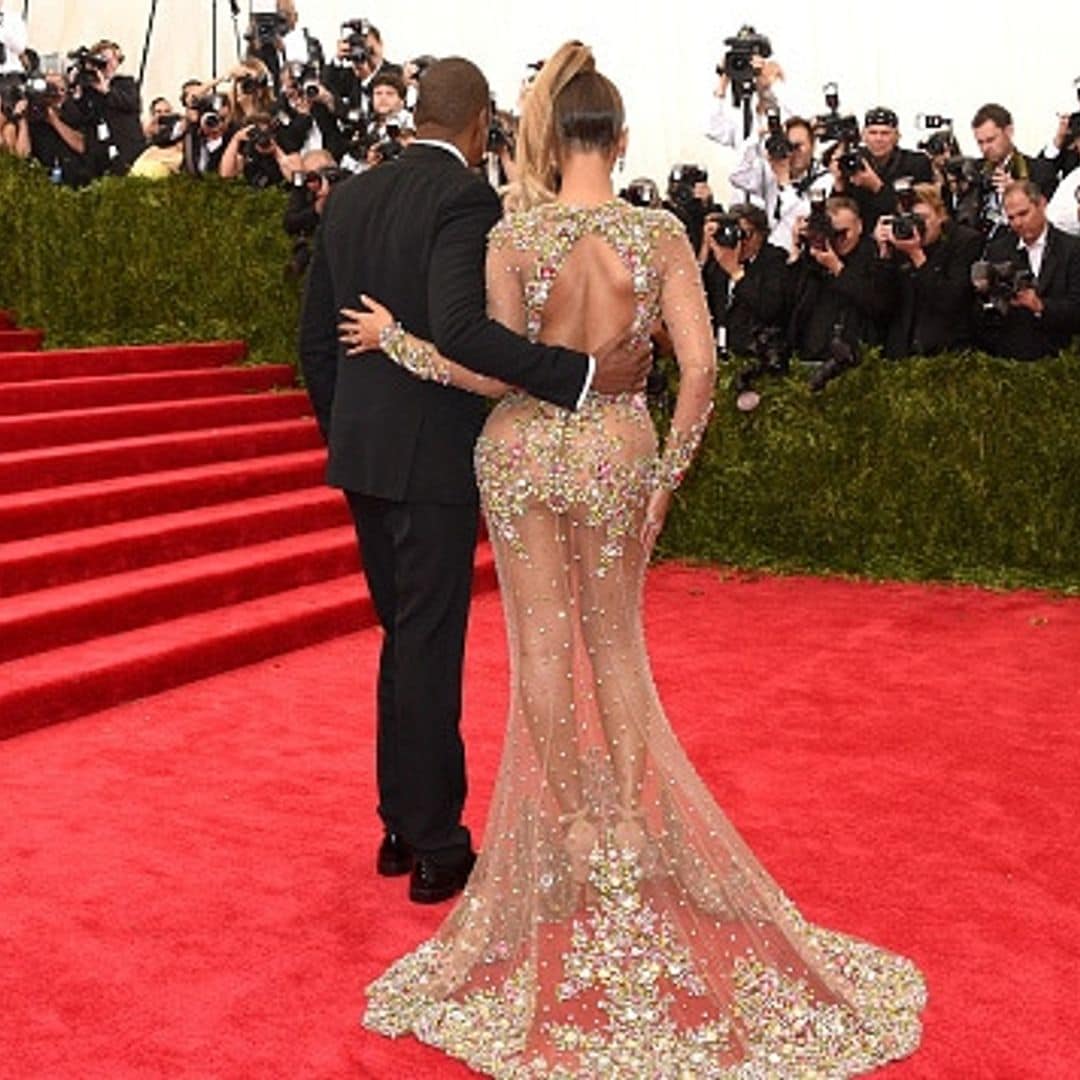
49, 159, 63, 185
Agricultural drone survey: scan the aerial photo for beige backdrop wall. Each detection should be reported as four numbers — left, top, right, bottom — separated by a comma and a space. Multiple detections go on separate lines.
23, 1, 1079, 198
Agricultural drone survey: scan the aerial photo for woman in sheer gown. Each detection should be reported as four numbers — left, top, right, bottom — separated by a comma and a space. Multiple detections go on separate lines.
347, 42, 926, 1079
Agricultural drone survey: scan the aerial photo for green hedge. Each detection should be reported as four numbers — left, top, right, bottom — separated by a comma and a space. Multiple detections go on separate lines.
0, 154, 300, 364
2, 153, 1077, 591
660, 352, 1080, 592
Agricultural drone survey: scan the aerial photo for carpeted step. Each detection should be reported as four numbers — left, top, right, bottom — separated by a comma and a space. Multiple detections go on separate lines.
0, 525, 361, 662
0, 329, 45, 352
0, 449, 327, 541
0, 364, 296, 415
0, 418, 321, 494
0, 391, 313, 452
1, 486, 351, 595
0, 542, 497, 739
0, 340, 247, 383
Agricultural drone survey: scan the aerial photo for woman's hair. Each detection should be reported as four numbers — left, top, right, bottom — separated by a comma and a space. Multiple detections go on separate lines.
509, 41, 624, 209
229, 59, 273, 121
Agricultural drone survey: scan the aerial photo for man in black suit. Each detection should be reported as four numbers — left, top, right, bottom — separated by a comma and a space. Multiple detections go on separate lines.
874, 182, 983, 358
299, 57, 649, 904
974, 180, 1080, 360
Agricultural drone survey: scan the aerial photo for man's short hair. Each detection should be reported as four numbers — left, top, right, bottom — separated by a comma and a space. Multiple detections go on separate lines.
1003, 179, 1044, 204
370, 72, 406, 99
784, 116, 814, 141
972, 103, 1012, 130
91, 40, 123, 59
413, 57, 489, 135
729, 203, 769, 236
912, 182, 946, 216
826, 195, 860, 217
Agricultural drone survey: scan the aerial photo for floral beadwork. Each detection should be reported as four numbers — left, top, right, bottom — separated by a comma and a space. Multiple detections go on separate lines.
379, 321, 452, 385
479, 201, 702, 571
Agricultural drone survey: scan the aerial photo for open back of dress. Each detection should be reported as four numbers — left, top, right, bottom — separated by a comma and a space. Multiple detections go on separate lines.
365, 200, 926, 1078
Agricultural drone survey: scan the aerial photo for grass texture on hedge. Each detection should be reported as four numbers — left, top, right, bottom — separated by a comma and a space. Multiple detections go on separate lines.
0, 154, 299, 365
2, 152, 1077, 591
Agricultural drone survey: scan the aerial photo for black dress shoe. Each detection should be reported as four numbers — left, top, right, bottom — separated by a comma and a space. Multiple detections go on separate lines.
377, 832, 414, 877
408, 850, 477, 904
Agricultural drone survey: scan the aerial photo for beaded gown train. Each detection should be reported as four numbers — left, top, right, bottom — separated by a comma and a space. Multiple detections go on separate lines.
363, 200, 927, 1077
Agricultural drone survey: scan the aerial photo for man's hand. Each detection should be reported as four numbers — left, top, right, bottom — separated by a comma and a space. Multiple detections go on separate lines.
810, 242, 843, 276
769, 155, 791, 186
1053, 113, 1070, 151
710, 241, 742, 278
591, 325, 653, 395
891, 230, 926, 267
850, 162, 883, 192
873, 217, 894, 258
1011, 287, 1044, 315
751, 56, 784, 90
991, 165, 1010, 195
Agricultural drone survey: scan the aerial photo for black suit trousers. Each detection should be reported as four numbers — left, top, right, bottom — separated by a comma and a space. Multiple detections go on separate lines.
346, 492, 478, 863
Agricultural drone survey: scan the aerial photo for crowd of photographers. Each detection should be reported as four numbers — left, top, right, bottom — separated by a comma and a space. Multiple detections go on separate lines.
2, 7, 1079, 376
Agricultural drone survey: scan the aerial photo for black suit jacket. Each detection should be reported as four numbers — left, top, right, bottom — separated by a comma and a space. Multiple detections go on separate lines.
299, 143, 590, 503
702, 242, 790, 355
976, 224, 1080, 360
882, 222, 983, 358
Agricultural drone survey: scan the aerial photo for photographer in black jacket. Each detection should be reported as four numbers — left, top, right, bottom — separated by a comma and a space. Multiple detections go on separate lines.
7, 71, 94, 186
831, 107, 933, 231
68, 40, 146, 176
788, 194, 891, 361
974, 180, 1080, 360
699, 203, 790, 356
874, 182, 982, 357
284, 147, 342, 276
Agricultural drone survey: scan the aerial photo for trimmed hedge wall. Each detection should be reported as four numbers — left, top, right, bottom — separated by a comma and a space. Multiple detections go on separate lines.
0, 154, 300, 364
2, 153, 1077, 590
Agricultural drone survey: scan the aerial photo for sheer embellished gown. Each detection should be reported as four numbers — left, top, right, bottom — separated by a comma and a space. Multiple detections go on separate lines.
363, 200, 927, 1077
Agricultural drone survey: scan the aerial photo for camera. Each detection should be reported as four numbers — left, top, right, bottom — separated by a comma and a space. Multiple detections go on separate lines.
802, 192, 837, 252
487, 102, 515, 155
717, 25, 772, 105
667, 163, 708, 207
916, 113, 958, 157
814, 83, 860, 145
195, 91, 229, 133
808, 325, 861, 392
971, 260, 1036, 316
341, 19, 374, 66
706, 211, 746, 250
246, 6, 288, 49
764, 107, 793, 161
618, 177, 661, 208
66, 46, 109, 92
151, 112, 183, 147
295, 164, 345, 189
836, 142, 868, 178
244, 121, 279, 161
889, 213, 925, 241
733, 326, 790, 412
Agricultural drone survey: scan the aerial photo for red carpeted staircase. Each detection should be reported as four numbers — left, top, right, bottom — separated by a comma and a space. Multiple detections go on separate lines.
0, 319, 494, 738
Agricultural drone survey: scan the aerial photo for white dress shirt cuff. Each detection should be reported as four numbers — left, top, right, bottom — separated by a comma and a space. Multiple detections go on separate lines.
576, 355, 596, 409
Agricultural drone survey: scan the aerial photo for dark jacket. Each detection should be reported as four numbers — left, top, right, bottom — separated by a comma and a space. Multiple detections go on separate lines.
788, 236, 891, 360
76, 75, 146, 175
848, 146, 934, 231
298, 142, 590, 503
975, 224, 1080, 360
702, 241, 790, 356
881, 222, 983, 358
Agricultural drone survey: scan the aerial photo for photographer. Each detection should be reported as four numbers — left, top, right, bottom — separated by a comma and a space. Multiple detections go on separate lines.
219, 111, 301, 188
8, 71, 93, 186
180, 82, 236, 176
729, 114, 833, 254
228, 59, 275, 125
322, 20, 400, 123
788, 194, 890, 362
699, 203, 790, 356
274, 61, 346, 159
284, 147, 343, 275
245, 0, 323, 95
0, 1, 29, 75
971, 103, 1058, 239
68, 40, 146, 176
974, 180, 1080, 360
873, 182, 982, 357
663, 164, 716, 253
130, 95, 185, 176
706, 27, 794, 150
830, 107, 933, 232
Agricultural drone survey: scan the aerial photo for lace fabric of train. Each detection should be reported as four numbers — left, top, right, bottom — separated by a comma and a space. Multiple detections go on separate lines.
363, 201, 926, 1077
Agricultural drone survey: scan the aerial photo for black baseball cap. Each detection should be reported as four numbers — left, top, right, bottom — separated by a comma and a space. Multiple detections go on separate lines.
865, 107, 899, 128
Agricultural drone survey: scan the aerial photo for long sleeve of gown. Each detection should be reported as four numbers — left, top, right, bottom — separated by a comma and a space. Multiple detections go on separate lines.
654, 222, 718, 490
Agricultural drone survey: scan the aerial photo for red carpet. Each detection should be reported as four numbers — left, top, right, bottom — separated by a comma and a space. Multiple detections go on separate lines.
0, 335, 497, 735
1, 567, 1077, 1079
